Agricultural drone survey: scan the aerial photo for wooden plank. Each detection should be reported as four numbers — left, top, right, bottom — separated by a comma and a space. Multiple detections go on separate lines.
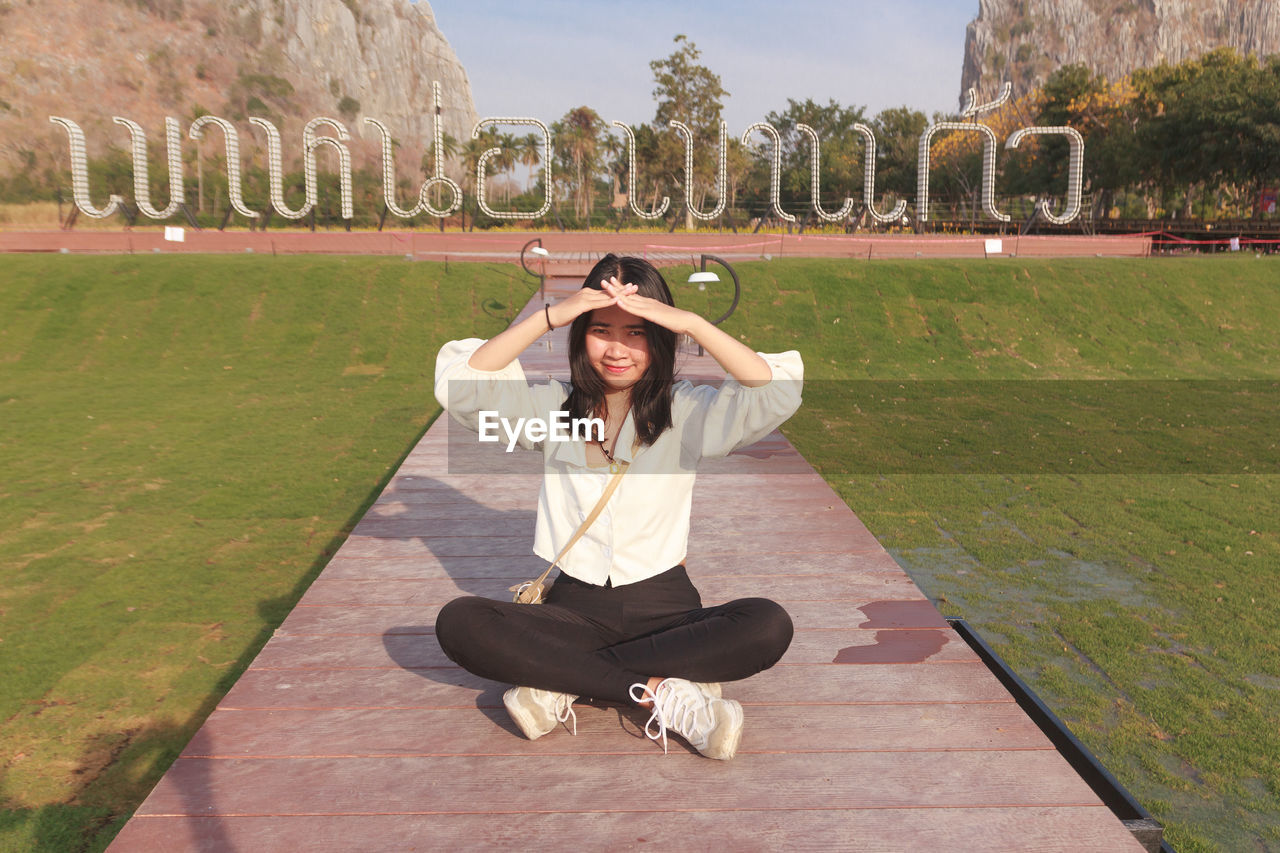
686, 549, 907, 575
132, 751, 1111, 816
275, 602, 948, 637
218, 663, 1016, 711
684, 527, 887, 556
350, 510, 865, 538
335, 534, 534, 559
182, 701, 1055, 759
218, 666, 501, 710
350, 515, 537, 537
313, 548, 909, 580
111, 807, 1144, 852
256, 618, 969, 670
789, 628, 976, 663
333, 527, 883, 561
316, 553, 546, 580
361, 488, 851, 520
294, 574, 928, 607
380, 476, 540, 499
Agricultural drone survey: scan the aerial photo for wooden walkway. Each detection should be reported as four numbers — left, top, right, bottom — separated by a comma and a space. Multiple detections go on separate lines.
110, 278, 1143, 851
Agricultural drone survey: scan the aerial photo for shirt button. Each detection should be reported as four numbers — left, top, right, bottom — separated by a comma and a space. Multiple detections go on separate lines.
603, 547, 612, 559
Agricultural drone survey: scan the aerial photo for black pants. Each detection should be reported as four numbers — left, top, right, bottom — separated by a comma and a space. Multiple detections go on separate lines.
434, 565, 794, 703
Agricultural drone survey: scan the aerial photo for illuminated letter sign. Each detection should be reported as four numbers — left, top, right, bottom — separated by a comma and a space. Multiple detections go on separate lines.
49, 116, 124, 219
367, 81, 461, 218
48, 79, 1084, 227
1004, 125, 1085, 225
741, 122, 794, 223
796, 123, 854, 223
611, 121, 669, 220
114, 116, 184, 219
472, 117, 551, 219
670, 119, 728, 221
917, 84, 1012, 224
189, 116, 259, 218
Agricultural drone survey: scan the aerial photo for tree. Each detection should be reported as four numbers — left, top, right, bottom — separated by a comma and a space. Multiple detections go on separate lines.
421, 131, 459, 176
516, 132, 542, 192
1131, 49, 1260, 217
421, 130, 459, 214
649, 35, 729, 228
458, 130, 499, 227
1034, 64, 1139, 218
870, 106, 928, 202
764, 98, 868, 217
553, 106, 605, 220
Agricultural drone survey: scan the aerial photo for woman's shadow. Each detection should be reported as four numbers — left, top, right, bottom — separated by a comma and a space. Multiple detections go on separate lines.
369, 430, 544, 695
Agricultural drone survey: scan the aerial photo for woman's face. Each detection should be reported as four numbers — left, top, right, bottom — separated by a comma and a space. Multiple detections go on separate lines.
584, 303, 650, 392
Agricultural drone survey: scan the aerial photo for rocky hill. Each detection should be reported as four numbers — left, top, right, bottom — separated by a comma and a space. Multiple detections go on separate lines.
961, 0, 1280, 105
0, 0, 476, 185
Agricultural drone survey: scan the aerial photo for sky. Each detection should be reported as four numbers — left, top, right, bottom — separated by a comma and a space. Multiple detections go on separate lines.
425, 0, 980, 131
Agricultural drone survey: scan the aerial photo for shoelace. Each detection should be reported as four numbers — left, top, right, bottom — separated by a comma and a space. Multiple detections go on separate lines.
629, 679, 705, 754
554, 693, 577, 736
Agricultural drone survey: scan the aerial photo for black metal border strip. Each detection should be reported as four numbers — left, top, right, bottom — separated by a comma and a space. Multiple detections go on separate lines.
948, 617, 1175, 853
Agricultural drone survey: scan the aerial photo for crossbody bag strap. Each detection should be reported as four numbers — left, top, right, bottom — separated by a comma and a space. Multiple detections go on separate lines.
509, 458, 630, 596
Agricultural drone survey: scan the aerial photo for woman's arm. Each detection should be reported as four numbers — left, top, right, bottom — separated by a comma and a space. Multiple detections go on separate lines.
603, 278, 772, 387
466, 283, 636, 372
679, 314, 772, 387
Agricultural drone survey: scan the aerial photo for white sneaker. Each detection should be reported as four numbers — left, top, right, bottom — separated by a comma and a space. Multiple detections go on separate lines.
503, 686, 578, 740
629, 678, 743, 760
698, 681, 723, 699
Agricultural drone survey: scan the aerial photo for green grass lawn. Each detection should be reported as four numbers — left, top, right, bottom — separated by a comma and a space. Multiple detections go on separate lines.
2, 254, 1277, 851
710, 256, 1280, 853
0, 255, 532, 851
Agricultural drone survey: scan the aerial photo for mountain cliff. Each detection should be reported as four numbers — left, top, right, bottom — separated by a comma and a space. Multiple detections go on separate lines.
961, 0, 1280, 105
0, 0, 477, 183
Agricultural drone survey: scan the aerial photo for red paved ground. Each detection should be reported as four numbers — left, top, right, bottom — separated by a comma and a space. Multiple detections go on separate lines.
0, 228, 1151, 265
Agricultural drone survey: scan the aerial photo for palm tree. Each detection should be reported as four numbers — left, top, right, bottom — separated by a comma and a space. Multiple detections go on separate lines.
421, 131, 459, 176
460, 129, 498, 196
422, 131, 458, 210
517, 133, 542, 192
556, 106, 604, 219
460, 129, 503, 225
495, 132, 519, 203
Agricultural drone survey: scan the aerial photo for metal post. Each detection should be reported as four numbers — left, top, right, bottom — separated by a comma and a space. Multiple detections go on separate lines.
688, 253, 742, 356
520, 238, 547, 301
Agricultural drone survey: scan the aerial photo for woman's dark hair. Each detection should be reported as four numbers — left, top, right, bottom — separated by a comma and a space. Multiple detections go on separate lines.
565, 253, 677, 445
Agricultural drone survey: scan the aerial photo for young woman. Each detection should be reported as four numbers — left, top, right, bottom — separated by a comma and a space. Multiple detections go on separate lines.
433, 254, 802, 760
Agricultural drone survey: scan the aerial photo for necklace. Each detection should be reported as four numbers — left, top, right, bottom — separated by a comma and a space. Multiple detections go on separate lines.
595, 438, 619, 473
594, 404, 630, 474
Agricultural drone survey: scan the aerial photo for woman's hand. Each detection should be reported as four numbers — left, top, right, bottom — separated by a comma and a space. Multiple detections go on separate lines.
600, 276, 698, 335
467, 279, 636, 371
546, 279, 637, 329
601, 276, 773, 386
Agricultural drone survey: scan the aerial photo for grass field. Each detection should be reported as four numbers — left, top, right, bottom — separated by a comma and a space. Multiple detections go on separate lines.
0, 255, 531, 850
726, 256, 1280, 853
2, 253, 1278, 851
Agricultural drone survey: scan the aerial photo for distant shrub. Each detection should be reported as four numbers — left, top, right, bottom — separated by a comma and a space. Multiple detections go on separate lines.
337, 95, 360, 121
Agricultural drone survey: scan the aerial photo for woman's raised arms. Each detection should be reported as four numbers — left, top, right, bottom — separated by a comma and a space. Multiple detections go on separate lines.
465, 281, 638, 372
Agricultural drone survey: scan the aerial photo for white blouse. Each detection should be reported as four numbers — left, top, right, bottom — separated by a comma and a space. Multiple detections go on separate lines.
434, 339, 804, 587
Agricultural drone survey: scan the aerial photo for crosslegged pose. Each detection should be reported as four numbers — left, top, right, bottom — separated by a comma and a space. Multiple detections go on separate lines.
433, 254, 803, 759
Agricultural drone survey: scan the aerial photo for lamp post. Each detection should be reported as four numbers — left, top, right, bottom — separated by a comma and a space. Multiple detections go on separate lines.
520, 239, 549, 299
685, 253, 742, 356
